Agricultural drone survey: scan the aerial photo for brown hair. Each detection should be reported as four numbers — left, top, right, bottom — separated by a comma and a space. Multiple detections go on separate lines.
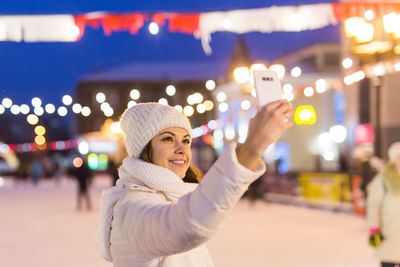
139, 142, 202, 183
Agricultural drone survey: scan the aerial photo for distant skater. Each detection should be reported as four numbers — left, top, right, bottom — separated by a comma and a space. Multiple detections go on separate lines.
72, 157, 92, 211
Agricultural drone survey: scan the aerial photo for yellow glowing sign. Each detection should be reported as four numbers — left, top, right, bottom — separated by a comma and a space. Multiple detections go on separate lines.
294, 105, 316, 125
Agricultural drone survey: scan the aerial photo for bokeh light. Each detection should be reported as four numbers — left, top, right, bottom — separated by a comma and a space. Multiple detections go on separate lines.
34, 125, 46, 136
62, 95, 73, 105
45, 103, 55, 114
205, 80, 216, 90
166, 85, 176, 96
27, 114, 39, 125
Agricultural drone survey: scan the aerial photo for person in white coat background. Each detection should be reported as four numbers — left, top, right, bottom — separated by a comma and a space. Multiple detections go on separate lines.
367, 141, 400, 267
96, 100, 293, 266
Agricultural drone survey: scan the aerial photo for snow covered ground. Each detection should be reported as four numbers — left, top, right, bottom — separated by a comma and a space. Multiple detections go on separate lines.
0, 175, 379, 267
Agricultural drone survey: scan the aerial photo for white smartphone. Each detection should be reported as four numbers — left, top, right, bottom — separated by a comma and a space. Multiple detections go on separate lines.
253, 69, 283, 109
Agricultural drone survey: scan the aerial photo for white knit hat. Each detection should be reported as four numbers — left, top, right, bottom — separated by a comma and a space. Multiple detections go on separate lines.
388, 141, 400, 163
120, 103, 192, 158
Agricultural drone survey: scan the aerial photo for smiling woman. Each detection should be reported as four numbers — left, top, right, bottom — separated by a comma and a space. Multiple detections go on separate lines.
96, 101, 293, 266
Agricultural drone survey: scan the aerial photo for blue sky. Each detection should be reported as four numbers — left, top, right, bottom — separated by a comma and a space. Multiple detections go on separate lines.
0, 0, 339, 105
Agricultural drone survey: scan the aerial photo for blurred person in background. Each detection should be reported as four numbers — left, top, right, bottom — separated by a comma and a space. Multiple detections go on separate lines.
30, 158, 42, 185
15, 163, 29, 186
72, 156, 92, 211
367, 141, 400, 267
96, 101, 292, 266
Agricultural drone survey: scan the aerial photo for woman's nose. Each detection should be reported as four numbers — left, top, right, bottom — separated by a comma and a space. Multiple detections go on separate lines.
175, 142, 186, 154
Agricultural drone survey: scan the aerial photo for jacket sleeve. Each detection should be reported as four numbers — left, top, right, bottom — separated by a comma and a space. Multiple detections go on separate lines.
120, 143, 266, 259
366, 173, 385, 229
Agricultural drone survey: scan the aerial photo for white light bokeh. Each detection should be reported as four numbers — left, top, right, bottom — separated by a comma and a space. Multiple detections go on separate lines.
218, 102, 229, 112
373, 64, 386, 77
364, 9, 375, 21
342, 58, 353, 69
233, 67, 250, 83
205, 80, 216, 90
57, 106, 68, 116
166, 85, 176, 96
127, 101, 137, 108
282, 83, 294, 94
10, 105, 20, 115
2, 98, 12, 108
34, 106, 44, 116
224, 124, 235, 140
31, 97, 42, 107
149, 22, 159, 35
45, 104, 55, 114
241, 100, 251, 110
183, 105, 194, 117
96, 92, 106, 103
290, 66, 302, 78
329, 125, 347, 143
20, 104, 30, 114
81, 106, 91, 117
315, 79, 327, 93
158, 98, 168, 105
318, 132, 332, 148
394, 61, 400, 72
72, 103, 82, 113
196, 103, 206, 114
269, 64, 286, 80
251, 88, 256, 97
187, 95, 196, 105
193, 93, 203, 104
130, 89, 140, 100
104, 108, 114, 117
62, 95, 73, 105
78, 141, 89, 155
216, 92, 227, 102
110, 122, 122, 134
283, 92, 295, 102
304, 86, 315, 97
174, 105, 183, 113
100, 102, 110, 112
323, 151, 335, 161
0, 105, 5, 114
208, 120, 218, 130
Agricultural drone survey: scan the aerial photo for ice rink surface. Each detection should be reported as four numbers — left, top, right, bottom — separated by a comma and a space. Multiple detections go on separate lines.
0, 176, 379, 267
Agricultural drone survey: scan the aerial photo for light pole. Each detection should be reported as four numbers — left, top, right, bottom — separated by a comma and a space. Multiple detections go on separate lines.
344, 9, 399, 158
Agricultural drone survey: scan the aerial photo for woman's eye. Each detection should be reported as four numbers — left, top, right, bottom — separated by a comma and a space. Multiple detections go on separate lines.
183, 139, 191, 144
162, 136, 173, 142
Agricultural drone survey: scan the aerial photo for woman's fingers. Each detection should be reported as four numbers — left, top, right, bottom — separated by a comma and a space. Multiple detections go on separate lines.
265, 100, 292, 122
262, 99, 288, 111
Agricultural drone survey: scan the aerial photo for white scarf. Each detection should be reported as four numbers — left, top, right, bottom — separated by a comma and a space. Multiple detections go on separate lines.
117, 157, 198, 202
97, 157, 198, 262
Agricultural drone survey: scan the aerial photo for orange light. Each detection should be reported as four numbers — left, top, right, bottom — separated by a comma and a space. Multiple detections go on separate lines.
73, 157, 84, 168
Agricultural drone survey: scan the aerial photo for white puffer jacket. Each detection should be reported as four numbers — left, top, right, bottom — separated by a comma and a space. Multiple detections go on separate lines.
367, 165, 400, 262
96, 143, 266, 266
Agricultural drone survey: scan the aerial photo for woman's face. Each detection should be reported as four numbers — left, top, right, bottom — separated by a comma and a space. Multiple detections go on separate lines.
151, 127, 192, 178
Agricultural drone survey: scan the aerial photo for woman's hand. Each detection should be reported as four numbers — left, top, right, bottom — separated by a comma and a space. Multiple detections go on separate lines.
237, 100, 294, 170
